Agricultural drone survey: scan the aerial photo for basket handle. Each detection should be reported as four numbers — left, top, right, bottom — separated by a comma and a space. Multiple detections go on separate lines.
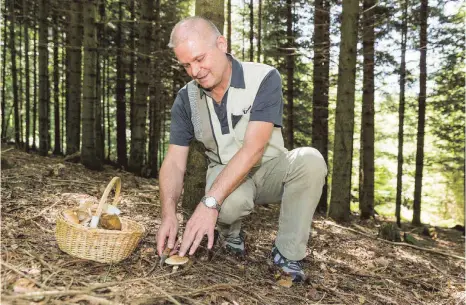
89, 177, 121, 228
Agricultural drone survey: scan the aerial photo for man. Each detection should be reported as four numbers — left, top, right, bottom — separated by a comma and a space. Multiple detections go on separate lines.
156, 16, 327, 282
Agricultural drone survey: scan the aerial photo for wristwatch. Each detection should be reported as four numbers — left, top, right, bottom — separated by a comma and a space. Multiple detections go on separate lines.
201, 196, 221, 212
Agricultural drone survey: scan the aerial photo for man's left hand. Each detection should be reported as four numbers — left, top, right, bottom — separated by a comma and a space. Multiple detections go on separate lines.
179, 202, 218, 256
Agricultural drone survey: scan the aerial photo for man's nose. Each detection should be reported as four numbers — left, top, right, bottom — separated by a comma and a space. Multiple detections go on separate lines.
191, 63, 200, 78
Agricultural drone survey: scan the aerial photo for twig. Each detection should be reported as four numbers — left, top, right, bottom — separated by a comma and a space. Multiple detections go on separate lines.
2, 147, 14, 153
2, 289, 96, 300
325, 221, 466, 260
1, 261, 49, 289
68, 294, 119, 305
141, 279, 182, 305
103, 263, 114, 283
23, 199, 61, 222
47, 178, 98, 186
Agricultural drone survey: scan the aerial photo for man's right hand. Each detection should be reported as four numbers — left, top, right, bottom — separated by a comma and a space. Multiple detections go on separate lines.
156, 215, 179, 256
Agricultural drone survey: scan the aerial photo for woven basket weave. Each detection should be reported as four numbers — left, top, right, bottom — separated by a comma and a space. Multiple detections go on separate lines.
55, 177, 145, 263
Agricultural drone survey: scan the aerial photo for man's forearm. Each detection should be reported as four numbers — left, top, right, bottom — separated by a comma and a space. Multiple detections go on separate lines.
206, 146, 264, 204
159, 163, 185, 218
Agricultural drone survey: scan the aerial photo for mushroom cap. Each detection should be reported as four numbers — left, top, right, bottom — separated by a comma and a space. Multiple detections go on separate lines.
99, 214, 122, 230
164, 255, 189, 265
63, 209, 80, 224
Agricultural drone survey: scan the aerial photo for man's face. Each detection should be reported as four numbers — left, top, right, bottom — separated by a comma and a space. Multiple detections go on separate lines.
174, 34, 228, 90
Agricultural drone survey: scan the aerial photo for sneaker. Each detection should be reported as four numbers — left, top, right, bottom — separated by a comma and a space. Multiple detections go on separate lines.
216, 230, 246, 256
271, 244, 306, 282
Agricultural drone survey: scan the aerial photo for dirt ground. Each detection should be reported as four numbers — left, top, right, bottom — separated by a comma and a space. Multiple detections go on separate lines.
1, 146, 465, 305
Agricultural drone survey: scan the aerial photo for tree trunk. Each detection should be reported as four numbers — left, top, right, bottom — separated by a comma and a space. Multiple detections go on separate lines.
61, 31, 66, 152
413, 0, 428, 226
285, 0, 294, 149
95, 3, 104, 162
148, 0, 162, 178
38, 0, 49, 155
249, 0, 254, 61
227, 0, 231, 53
242, 6, 245, 61
116, 0, 127, 168
311, 0, 330, 214
195, 0, 225, 33
106, 56, 111, 160
53, 14, 61, 155
129, 0, 135, 135
66, 0, 82, 155
1, 5, 8, 140
257, 0, 262, 62
23, 0, 31, 151
359, 0, 375, 219
33, 11, 37, 149
328, 0, 359, 223
183, 0, 225, 213
396, 0, 408, 227
19, 4, 23, 147
9, 0, 20, 146
81, 0, 101, 170
128, 0, 154, 174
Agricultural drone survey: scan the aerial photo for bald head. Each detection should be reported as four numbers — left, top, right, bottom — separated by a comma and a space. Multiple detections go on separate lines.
168, 17, 221, 49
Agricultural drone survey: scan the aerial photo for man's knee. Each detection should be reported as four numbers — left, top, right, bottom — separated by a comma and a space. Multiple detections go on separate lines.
218, 190, 254, 225
294, 147, 327, 177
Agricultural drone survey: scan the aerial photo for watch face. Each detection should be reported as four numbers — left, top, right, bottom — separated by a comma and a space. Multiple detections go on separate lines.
205, 197, 216, 208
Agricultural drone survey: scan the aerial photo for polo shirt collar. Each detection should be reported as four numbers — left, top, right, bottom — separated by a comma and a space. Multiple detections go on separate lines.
199, 53, 245, 98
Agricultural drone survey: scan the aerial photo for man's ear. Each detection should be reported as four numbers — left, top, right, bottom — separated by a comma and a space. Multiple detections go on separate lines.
216, 35, 228, 53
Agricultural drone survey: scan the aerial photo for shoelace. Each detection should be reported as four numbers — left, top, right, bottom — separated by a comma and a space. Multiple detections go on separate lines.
226, 235, 243, 245
286, 259, 303, 271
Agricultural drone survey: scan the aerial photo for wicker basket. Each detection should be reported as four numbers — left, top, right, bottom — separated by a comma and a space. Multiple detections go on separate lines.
55, 177, 145, 263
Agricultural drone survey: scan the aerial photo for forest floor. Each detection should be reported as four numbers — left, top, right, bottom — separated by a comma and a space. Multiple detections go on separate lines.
1, 145, 465, 305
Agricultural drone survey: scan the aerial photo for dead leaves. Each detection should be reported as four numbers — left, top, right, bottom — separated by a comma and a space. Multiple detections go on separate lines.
12, 278, 44, 302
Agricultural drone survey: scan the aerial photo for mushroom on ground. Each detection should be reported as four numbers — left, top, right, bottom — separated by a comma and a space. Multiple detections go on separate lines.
164, 255, 189, 273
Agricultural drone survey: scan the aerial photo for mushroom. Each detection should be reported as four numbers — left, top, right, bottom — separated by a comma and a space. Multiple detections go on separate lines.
62, 209, 80, 224
164, 255, 189, 273
99, 213, 122, 230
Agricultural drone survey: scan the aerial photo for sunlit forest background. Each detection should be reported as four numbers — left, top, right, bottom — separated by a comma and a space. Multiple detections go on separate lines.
1, 0, 464, 227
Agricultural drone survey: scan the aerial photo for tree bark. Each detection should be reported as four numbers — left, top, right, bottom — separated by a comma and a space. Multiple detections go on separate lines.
53, 14, 61, 155
396, 0, 408, 227
148, 0, 162, 178
66, 0, 82, 155
328, 0, 359, 223
95, 2, 104, 162
32, 9, 37, 149
257, 0, 262, 62
116, 0, 127, 168
312, 0, 330, 214
413, 0, 428, 226
9, 0, 20, 146
183, 0, 225, 213
227, 0, 231, 53
359, 0, 375, 219
195, 0, 225, 33
129, 0, 135, 135
81, 0, 101, 170
285, 0, 294, 149
38, 0, 49, 155
1, 4, 8, 140
18, 3, 23, 146
129, 0, 154, 174
249, 0, 254, 61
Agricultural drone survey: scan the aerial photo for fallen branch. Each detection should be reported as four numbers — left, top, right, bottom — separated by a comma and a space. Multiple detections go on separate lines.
1, 261, 49, 289
141, 279, 182, 305
324, 221, 465, 261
